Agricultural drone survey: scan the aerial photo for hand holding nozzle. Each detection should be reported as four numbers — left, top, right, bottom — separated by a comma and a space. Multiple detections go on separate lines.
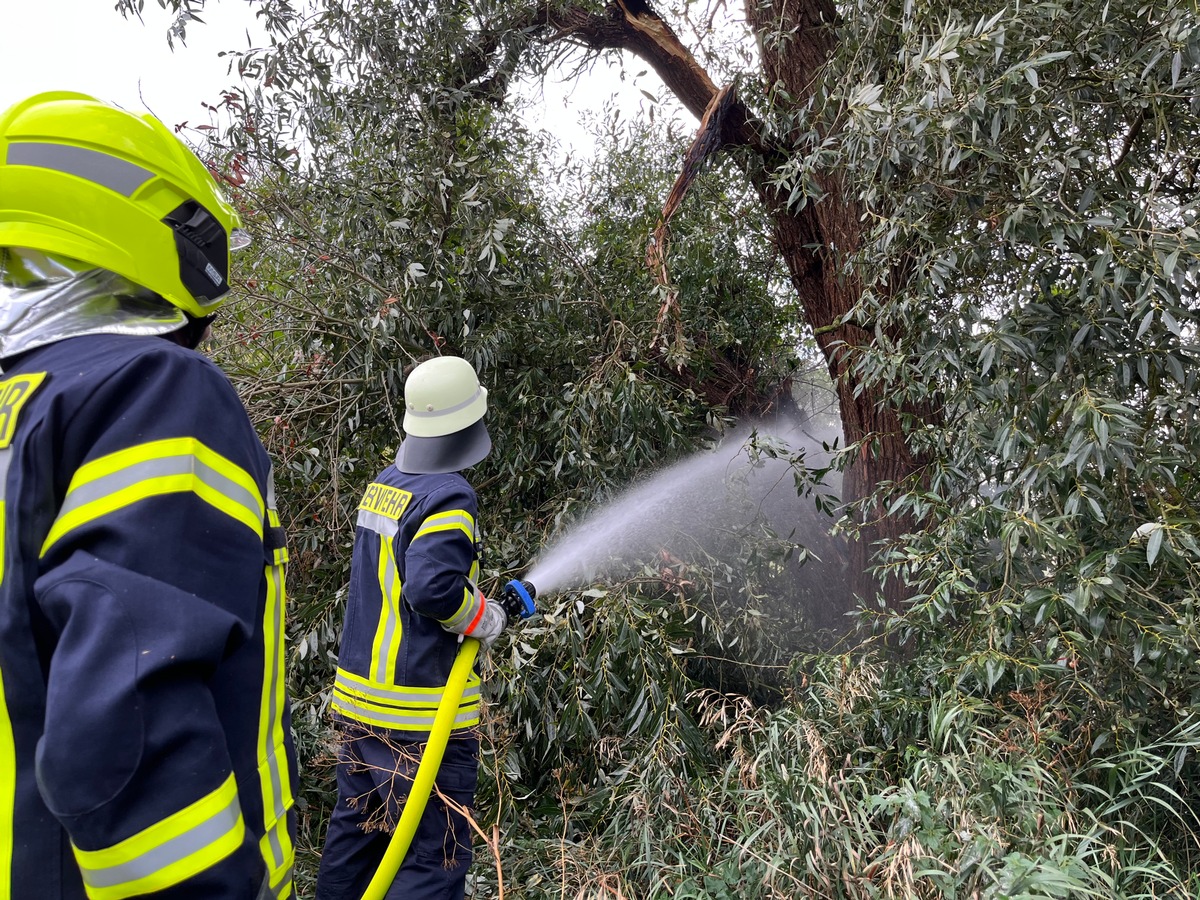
445, 580, 506, 649
465, 595, 507, 649
446, 580, 536, 650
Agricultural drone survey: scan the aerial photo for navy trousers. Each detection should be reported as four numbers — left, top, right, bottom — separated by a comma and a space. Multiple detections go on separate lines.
314, 729, 480, 900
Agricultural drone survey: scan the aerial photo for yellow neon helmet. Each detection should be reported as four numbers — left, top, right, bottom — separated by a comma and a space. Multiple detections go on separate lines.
0, 91, 247, 317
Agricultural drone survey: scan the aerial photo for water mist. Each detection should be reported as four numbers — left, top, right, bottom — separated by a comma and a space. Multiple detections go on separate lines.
524, 421, 845, 613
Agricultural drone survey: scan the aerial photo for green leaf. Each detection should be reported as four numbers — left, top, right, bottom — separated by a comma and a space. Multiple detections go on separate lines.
1146, 527, 1164, 565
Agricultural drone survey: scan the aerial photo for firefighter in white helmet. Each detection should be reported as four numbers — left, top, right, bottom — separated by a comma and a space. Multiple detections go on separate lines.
317, 355, 506, 900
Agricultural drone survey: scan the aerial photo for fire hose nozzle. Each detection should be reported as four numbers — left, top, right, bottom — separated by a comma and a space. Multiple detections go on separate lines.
499, 579, 537, 621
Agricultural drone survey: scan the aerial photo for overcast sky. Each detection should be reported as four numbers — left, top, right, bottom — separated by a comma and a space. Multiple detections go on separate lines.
0, 0, 262, 128
0, 0, 675, 159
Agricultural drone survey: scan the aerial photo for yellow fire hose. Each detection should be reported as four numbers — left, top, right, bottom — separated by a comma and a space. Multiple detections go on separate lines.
357, 579, 536, 899
359, 636, 481, 900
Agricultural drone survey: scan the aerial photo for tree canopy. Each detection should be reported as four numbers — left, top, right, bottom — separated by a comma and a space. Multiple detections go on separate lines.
117, 0, 1200, 895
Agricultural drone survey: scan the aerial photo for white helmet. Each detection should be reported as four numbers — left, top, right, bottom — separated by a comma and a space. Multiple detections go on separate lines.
395, 356, 492, 474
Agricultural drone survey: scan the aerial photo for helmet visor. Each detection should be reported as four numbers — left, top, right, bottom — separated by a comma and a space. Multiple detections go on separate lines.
230, 228, 252, 251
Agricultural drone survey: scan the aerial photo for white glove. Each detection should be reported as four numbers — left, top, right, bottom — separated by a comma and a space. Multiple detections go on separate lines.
443, 583, 508, 649
462, 595, 507, 650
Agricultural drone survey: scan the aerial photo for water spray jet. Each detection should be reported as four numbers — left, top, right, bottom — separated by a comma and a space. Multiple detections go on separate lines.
521, 421, 844, 603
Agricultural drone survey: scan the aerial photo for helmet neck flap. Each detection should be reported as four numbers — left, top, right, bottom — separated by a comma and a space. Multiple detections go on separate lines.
394, 418, 492, 475
0, 248, 186, 361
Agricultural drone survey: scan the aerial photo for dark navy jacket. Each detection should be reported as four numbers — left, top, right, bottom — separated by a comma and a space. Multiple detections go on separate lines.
0, 333, 296, 899
331, 465, 483, 737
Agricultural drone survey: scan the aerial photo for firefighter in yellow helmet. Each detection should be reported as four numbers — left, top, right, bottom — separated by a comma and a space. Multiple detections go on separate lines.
316, 356, 506, 900
0, 92, 296, 898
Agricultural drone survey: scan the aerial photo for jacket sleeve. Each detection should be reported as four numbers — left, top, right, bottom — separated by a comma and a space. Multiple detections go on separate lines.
403, 482, 482, 631
33, 345, 283, 898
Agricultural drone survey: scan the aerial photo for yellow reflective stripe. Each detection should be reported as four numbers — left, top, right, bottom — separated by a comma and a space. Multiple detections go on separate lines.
257, 815, 293, 899
330, 698, 481, 732
331, 667, 481, 732
267, 508, 289, 566
73, 773, 244, 900
0, 664, 14, 900
0, 436, 15, 897
330, 688, 481, 732
334, 667, 481, 702
256, 520, 294, 893
368, 536, 402, 684
273, 866, 294, 899
0, 373, 45, 449
412, 509, 475, 542
440, 585, 482, 632
0, 373, 41, 577
331, 668, 481, 732
41, 438, 264, 556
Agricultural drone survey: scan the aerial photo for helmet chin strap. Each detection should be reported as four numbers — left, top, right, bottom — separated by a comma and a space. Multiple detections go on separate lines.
163, 314, 216, 350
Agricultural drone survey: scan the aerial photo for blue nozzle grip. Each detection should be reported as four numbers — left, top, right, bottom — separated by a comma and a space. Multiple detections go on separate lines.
501, 579, 536, 619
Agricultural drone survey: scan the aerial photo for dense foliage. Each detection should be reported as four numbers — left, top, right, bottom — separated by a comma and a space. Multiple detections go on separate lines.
120, 0, 1200, 895
196, 33, 811, 891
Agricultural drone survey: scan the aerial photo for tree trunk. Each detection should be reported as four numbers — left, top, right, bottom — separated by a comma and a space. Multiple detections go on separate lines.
743, 0, 932, 607
539, 0, 935, 606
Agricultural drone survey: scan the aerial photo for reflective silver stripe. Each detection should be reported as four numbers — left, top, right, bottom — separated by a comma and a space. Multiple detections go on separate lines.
335, 669, 480, 706
256, 866, 293, 900
263, 470, 287, 828
373, 540, 402, 683
331, 691, 480, 730
8, 142, 154, 196
55, 454, 261, 525
405, 387, 483, 421
76, 792, 242, 889
268, 869, 293, 900
259, 466, 293, 883
0, 449, 12, 502
356, 508, 399, 538
263, 565, 287, 844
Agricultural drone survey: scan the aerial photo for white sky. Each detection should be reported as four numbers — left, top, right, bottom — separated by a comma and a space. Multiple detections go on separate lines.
0, 0, 262, 128
0, 0, 676, 157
